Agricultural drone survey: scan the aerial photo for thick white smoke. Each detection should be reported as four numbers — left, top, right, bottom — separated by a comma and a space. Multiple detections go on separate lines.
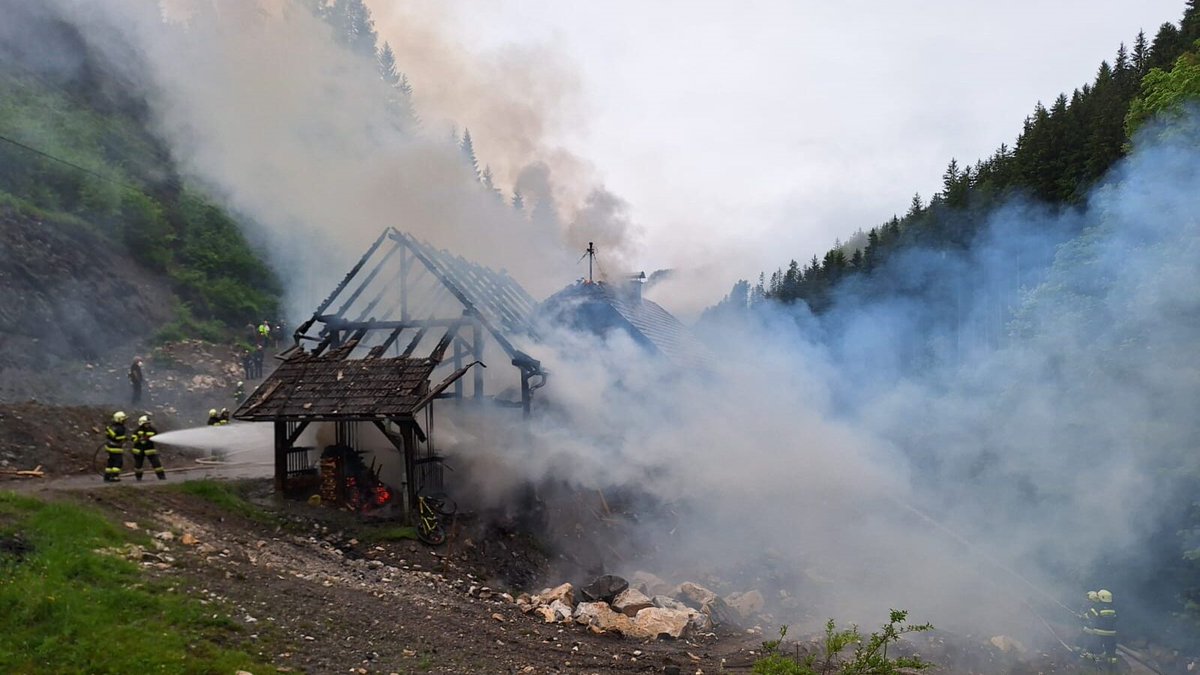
437, 113, 1200, 641
37, 0, 1200, 648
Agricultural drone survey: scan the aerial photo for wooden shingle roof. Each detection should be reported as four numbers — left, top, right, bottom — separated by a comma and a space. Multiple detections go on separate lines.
233, 353, 438, 421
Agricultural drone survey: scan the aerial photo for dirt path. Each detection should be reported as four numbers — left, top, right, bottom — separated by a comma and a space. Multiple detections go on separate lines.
67, 479, 765, 675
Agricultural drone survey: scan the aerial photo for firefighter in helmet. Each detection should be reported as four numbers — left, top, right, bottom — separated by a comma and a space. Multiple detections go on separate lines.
1093, 589, 1118, 663
131, 415, 166, 481
207, 408, 221, 426
1080, 590, 1101, 656
218, 408, 230, 425
103, 411, 128, 482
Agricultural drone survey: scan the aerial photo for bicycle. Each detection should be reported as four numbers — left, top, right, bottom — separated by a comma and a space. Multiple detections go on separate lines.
415, 492, 456, 546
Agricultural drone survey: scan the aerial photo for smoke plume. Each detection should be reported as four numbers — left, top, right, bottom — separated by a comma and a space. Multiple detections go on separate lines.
29, 0, 1200, 651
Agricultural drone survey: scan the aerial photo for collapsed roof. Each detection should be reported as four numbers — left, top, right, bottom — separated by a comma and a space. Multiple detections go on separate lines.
538, 280, 710, 369
235, 228, 544, 422
234, 336, 477, 422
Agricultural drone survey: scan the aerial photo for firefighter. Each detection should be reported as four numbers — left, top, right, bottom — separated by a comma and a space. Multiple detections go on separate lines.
131, 415, 166, 481
218, 407, 231, 425
257, 320, 271, 345
207, 408, 221, 426
1093, 589, 1119, 664
129, 357, 144, 405
104, 411, 128, 482
1079, 590, 1101, 657
234, 379, 245, 404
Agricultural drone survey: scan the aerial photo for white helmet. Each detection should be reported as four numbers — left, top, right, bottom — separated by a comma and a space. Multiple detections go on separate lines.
209, 408, 218, 417
137, 415, 149, 426
237, 381, 244, 387
1097, 589, 1113, 603
112, 411, 127, 423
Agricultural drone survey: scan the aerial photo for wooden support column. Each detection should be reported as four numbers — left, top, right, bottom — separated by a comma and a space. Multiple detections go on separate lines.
472, 319, 484, 400
273, 421, 288, 492
400, 423, 418, 517
520, 369, 531, 419
399, 246, 409, 323
453, 338, 465, 399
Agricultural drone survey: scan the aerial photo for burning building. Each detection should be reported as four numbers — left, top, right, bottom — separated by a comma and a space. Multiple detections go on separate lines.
233, 228, 546, 514
537, 273, 710, 370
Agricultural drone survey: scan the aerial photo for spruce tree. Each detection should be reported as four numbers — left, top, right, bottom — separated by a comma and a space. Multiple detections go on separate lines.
378, 42, 400, 85
1133, 30, 1149, 75
460, 129, 480, 180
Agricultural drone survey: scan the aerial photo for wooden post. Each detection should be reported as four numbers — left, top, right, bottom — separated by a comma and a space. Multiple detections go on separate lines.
520, 369, 531, 419
400, 423, 417, 517
273, 421, 288, 492
399, 246, 409, 323
453, 338, 465, 399
472, 319, 484, 400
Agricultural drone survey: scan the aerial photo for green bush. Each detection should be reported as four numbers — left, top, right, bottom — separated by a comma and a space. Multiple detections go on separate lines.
754, 611, 933, 675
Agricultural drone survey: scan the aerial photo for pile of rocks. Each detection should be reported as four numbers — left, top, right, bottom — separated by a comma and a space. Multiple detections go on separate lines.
517, 572, 765, 641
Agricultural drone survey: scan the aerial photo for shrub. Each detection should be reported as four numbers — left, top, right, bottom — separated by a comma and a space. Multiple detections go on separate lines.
753, 610, 933, 675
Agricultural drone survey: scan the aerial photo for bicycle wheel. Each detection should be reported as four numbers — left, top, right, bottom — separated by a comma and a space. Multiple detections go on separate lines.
432, 497, 457, 517
416, 518, 446, 546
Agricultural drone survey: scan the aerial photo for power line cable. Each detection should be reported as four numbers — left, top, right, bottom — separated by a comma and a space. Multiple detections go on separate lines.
0, 131, 147, 195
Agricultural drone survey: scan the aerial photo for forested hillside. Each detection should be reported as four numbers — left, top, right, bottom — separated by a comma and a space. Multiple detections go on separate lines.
732, 3, 1200, 317
0, 0, 280, 350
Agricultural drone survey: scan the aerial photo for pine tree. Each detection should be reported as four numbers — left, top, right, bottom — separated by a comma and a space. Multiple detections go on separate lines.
331, 0, 378, 58
480, 166, 503, 201
906, 193, 924, 219
1184, 0, 1200, 42
460, 129, 480, 180
1133, 30, 1149, 74
1150, 22, 1185, 70
378, 42, 400, 85
511, 190, 525, 213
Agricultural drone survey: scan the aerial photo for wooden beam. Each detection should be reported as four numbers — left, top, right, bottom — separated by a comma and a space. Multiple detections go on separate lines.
273, 421, 288, 492
472, 319, 484, 400
294, 228, 390, 341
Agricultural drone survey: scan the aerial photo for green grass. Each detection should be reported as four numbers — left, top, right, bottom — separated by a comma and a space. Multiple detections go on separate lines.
0, 491, 270, 674
172, 480, 275, 524
362, 525, 420, 543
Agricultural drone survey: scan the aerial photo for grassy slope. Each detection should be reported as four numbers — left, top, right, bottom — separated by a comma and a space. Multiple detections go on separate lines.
0, 490, 269, 674
0, 65, 281, 343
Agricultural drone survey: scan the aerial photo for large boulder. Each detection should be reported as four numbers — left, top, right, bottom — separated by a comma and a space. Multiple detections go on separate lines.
612, 588, 654, 617
630, 607, 692, 639
580, 574, 629, 603
547, 599, 573, 622
628, 570, 672, 596
651, 595, 689, 611
573, 601, 634, 635
533, 582, 575, 608
687, 609, 713, 633
704, 596, 743, 629
675, 582, 717, 609
724, 590, 765, 620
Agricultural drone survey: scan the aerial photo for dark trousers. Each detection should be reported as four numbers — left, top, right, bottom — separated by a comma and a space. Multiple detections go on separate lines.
105, 447, 124, 481
131, 383, 142, 405
132, 448, 165, 480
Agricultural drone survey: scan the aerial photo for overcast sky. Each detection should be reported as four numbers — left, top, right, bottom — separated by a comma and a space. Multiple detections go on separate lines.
369, 0, 1185, 297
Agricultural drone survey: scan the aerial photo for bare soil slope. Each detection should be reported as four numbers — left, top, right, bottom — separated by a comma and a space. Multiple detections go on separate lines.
0, 208, 174, 391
